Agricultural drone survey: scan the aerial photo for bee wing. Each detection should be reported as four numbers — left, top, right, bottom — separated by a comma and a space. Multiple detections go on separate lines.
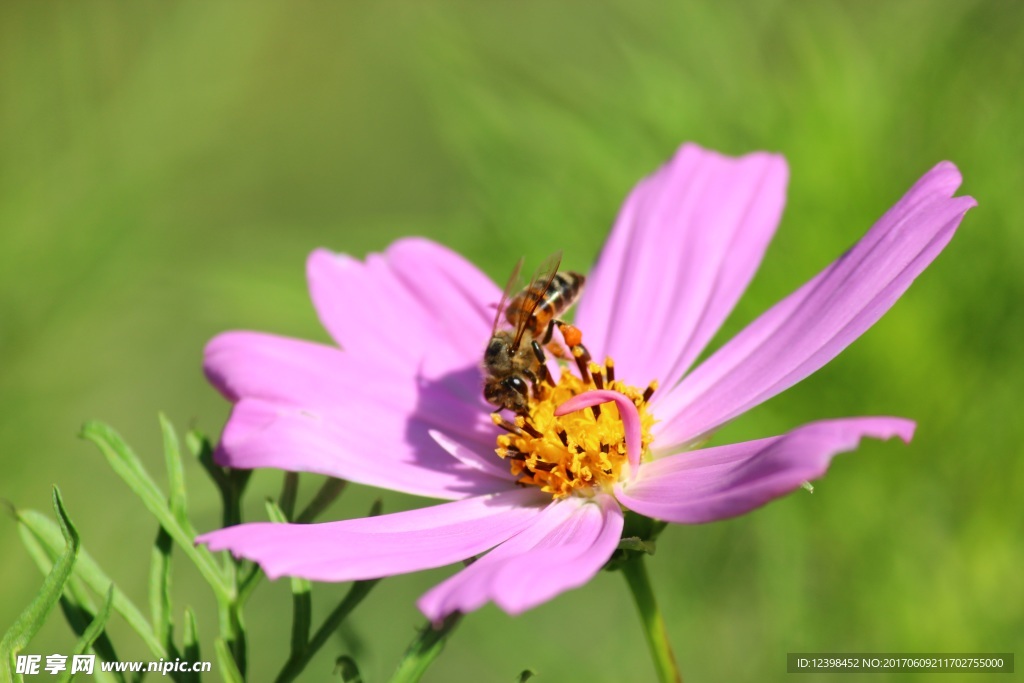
491, 256, 526, 336
510, 250, 562, 352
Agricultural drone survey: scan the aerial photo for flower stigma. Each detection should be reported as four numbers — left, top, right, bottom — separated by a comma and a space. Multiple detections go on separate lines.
492, 354, 658, 499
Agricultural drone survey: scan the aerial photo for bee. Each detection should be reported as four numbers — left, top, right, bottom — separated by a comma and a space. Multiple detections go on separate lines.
483, 253, 585, 414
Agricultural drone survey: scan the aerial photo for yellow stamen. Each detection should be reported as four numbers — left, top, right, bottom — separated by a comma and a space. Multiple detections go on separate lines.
493, 364, 656, 499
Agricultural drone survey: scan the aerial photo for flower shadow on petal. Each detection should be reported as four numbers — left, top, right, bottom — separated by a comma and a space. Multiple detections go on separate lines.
403, 362, 516, 496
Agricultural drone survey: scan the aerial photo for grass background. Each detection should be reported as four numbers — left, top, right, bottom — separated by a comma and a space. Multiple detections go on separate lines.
2, 1, 1021, 680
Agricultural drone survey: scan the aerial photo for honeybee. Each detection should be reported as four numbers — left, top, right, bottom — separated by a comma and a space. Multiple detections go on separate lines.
483, 253, 585, 414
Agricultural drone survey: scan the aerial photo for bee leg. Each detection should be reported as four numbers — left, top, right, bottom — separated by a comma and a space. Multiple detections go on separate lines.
531, 340, 556, 388
544, 320, 572, 359
542, 319, 556, 345
491, 412, 525, 436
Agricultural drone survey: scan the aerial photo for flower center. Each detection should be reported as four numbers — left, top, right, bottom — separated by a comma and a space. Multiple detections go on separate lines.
492, 356, 657, 499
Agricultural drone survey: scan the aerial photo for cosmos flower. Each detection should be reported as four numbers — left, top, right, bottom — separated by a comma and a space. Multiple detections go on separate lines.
198, 143, 975, 620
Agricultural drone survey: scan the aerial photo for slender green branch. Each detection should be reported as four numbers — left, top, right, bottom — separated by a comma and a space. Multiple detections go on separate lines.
388, 613, 462, 683
81, 422, 229, 599
621, 554, 682, 683
279, 473, 299, 521
296, 478, 346, 524
275, 579, 379, 683
2, 489, 80, 682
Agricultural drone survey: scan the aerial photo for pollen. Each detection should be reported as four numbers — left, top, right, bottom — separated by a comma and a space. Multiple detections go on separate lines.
493, 358, 657, 499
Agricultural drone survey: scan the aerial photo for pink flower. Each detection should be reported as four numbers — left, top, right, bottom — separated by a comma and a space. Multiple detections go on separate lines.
197, 143, 975, 620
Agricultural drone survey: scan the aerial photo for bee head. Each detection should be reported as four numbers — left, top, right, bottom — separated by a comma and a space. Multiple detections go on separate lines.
484, 374, 530, 414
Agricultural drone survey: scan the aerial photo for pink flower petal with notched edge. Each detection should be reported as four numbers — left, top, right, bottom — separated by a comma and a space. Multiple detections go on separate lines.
198, 143, 975, 620
197, 488, 548, 582
576, 144, 789, 392
417, 495, 623, 620
308, 238, 499, 377
616, 418, 914, 524
652, 162, 976, 449
206, 331, 503, 500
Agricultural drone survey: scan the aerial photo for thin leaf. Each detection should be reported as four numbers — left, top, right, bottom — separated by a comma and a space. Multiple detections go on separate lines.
1, 488, 80, 681
387, 613, 462, 683
17, 527, 124, 682
265, 500, 311, 657
183, 607, 200, 658
275, 496, 386, 682
221, 469, 252, 531
149, 527, 174, 650
279, 472, 299, 521
236, 563, 264, 607
58, 585, 114, 683
215, 638, 244, 683
216, 600, 247, 680
80, 421, 228, 598
182, 608, 201, 683
16, 507, 166, 659
186, 430, 228, 491
160, 414, 189, 522
296, 478, 346, 523
275, 579, 380, 683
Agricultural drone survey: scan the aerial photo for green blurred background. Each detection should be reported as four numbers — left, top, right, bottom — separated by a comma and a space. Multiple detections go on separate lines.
2, 1, 1021, 680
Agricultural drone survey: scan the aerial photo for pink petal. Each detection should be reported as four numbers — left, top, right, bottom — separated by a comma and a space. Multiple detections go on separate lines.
205, 331, 494, 442
197, 488, 548, 582
555, 390, 643, 478
655, 162, 976, 448
417, 494, 624, 620
576, 143, 788, 391
429, 429, 515, 482
219, 397, 510, 500
206, 331, 504, 499
307, 238, 499, 376
615, 417, 914, 524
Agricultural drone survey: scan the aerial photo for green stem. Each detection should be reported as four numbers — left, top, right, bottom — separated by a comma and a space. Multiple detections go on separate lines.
621, 555, 682, 683
217, 471, 250, 677
388, 613, 462, 683
275, 579, 379, 683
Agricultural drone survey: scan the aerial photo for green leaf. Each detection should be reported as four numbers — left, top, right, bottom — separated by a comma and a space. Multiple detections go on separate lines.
516, 671, 536, 682
186, 429, 228, 491
57, 584, 114, 683
215, 638, 244, 683
296, 478, 347, 523
182, 608, 201, 683
1, 488, 80, 681
275, 579, 380, 683
236, 562, 264, 607
16, 525, 124, 682
16, 507, 167, 659
387, 613, 462, 683
279, 472, 299, 521
150, 527, 174, 651
274, 497, 385, 682
81, 421, 228, 598
160, 414, 189, 522
265, 500, 312, 657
